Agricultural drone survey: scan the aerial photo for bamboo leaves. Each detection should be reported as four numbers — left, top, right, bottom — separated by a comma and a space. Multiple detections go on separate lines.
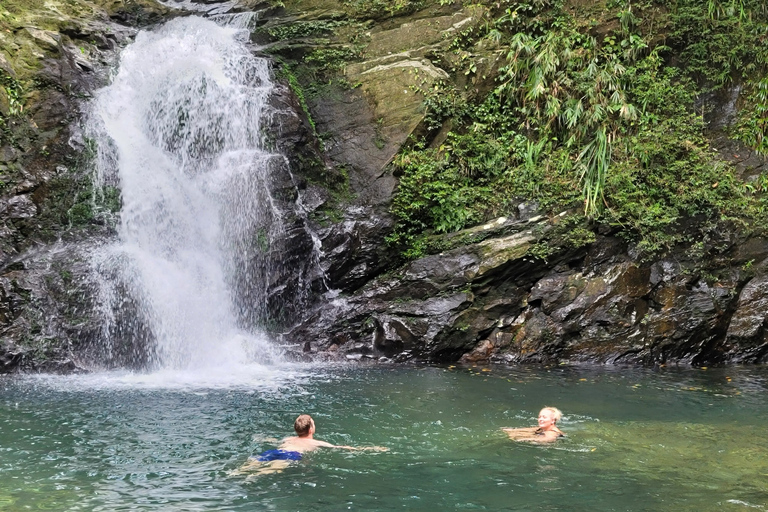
499, 26, 638, 215
734, 76, 768, 154
577, 127, 611, 217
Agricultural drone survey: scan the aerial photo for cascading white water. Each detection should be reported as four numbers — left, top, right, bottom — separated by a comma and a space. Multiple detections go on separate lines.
88, 16, 287, 372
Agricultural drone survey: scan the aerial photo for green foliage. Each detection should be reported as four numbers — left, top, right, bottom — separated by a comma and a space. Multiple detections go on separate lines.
421, 81, 470, 131
733, 77, 768, 154
69, 181, 122, 227
33, 137, 118, 235
388, 86, 581, 257
527, 214, 596, 262
664, 0, 768, 87
0, 72, 25, 145
389, 145, 486, 249
263, 20, 348, 41
496, 18, 643, 216
274, 60, 317, 133
1, 72, 24, 117
99, 186, 122, 214
67, 201, 93, 226
386, 0, 768, 259
339, 0, 424, 19
304, 47, 361, 74
270, 43, 363, 109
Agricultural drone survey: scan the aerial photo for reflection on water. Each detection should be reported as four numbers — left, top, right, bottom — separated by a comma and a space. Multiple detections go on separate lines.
1, 364, 767, 511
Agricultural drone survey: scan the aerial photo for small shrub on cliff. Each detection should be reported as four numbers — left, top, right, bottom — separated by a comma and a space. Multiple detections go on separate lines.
340, 0, 424, 19
263, 20, 349, 41
733, 77, 768, 155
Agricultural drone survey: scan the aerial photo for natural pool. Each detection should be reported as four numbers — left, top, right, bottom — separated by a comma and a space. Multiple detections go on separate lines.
1, 364, 767, 511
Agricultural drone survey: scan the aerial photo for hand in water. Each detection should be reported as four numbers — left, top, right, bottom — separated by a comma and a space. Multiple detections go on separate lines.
359, 446, 389, 452
338, 445, 389, 452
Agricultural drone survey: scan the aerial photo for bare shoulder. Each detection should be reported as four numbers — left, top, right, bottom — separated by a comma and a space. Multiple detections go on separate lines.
278, 436, 307, 452
279, 437, 335, 453
310, 439, 336, 448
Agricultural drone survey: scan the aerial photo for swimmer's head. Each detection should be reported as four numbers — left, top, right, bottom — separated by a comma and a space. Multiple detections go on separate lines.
294, 414, 315, 437
538, 407, 562, 429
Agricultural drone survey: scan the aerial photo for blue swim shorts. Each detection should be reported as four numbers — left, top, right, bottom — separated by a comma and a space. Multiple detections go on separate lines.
252, 449, 303, 462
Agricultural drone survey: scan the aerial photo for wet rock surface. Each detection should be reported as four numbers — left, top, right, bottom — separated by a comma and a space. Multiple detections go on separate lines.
291, 216, 768, 365
272, 0, 768, 366
2, 0, 768, 372
0, 1, 152, 372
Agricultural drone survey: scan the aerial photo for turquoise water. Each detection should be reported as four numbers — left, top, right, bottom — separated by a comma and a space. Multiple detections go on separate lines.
1, 364, 767, 511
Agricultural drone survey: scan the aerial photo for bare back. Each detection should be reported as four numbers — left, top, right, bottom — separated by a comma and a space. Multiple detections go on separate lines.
278, 436, 337, 453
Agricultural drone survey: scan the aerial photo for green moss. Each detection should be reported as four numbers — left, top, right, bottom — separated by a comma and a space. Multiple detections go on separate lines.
98, 185, 122, 214
67, 201, 93, 226
339, 0, 425, 19
274, 60, 317, 134
274, 44, 363, 135
255, 228, 270, 253
31, 138, 114, 237
525, 215, 595, 262
312, 165, 355, 224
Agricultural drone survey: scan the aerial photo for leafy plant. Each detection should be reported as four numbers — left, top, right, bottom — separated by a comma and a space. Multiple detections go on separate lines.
263, 20, 348, 41
496, 25, 643, 216
1, 72, 24, 118
733, 77, 768, 154
339, 0, 424, 19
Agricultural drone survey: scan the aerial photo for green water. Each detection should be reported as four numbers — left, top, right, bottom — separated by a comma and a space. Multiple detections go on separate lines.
1, 364, 767, 511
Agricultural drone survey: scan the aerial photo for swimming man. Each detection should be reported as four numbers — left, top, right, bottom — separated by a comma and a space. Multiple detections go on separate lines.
235, 414, 387, 476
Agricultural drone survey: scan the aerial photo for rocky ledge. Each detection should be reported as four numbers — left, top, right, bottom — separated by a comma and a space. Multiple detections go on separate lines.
290, 210, 768, 366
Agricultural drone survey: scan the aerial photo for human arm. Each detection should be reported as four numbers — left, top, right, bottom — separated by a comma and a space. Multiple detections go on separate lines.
503, 427, 562, 443
330, 443, 388, 451
502, 427, 539, 441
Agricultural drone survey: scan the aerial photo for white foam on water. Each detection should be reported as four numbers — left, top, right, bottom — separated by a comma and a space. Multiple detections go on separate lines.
726, 500, 766, 510
18, 362, 321, 392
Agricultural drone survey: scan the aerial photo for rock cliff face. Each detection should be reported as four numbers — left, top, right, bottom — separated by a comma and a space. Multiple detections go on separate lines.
273, 0, 768, 366
293, 214, 768, 365
271, 1, 768, 365
1, 0, 767, 371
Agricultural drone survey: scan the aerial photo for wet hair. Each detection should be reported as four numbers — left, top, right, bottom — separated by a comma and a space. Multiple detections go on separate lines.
294, 414, 314, 436
540, 407, 562, 423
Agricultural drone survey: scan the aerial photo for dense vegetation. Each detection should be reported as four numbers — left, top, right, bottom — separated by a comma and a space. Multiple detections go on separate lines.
386, 0, 768, 259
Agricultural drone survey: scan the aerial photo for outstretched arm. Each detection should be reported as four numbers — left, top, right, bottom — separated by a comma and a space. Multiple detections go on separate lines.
334, 444, 388, 452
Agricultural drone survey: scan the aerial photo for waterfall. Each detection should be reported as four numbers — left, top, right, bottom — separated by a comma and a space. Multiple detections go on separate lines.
87, 16, 289, 371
